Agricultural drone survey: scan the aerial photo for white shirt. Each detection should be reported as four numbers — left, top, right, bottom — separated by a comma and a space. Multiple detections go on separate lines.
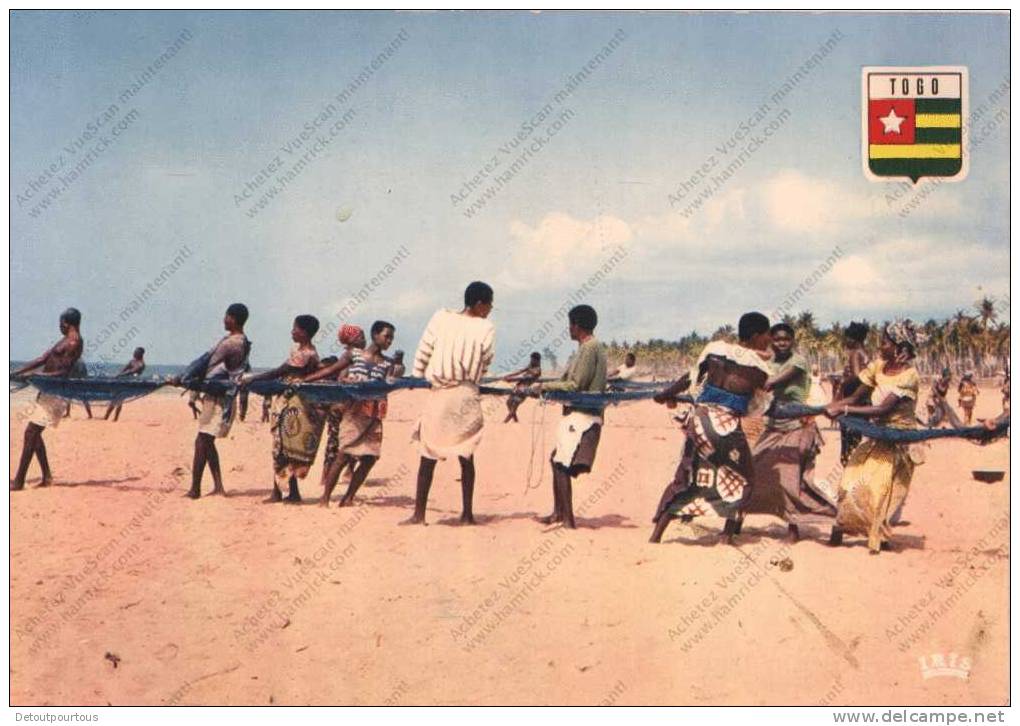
615, 364, 637, 381
413, 309, 495, 388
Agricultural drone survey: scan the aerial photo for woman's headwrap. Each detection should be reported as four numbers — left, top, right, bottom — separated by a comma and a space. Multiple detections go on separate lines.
884, 319, 925, 358
339, 324, 364, 346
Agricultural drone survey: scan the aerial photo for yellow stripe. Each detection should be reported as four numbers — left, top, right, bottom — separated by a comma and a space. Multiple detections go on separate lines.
915, 113, 961, 128
869, 144, 961, 159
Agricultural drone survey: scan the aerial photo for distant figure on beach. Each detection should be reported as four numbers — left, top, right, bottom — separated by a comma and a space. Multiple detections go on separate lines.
238, 362, 252, 422
649, 312, 773, 544
305, 320, 396, 507
807, 365, 829, 407
104, 347, 146, 421
11, 308, 85, 491
186, 390, 201, 419
173, 303, 251, 499
64, 360, 93, 420
608, 351, 637, 386
838, 321, 870, 464
261, 394, 273, 423
957, 372, 979, 426
388, 349, 406, 379
529, 306, 607, 529
927, 367, 962, 428
241, 315, 323, 503
502, 351, 542, 423
403, 281, 495, 525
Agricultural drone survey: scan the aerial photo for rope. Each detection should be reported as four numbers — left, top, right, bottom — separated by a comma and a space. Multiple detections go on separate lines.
524, 398, 548, 492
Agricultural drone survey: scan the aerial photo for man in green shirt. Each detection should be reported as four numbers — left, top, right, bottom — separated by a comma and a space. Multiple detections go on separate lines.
744, 323, 834, 541
529, 304, 607, 529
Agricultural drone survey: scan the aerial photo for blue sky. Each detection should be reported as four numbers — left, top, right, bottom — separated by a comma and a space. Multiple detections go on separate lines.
11, 11, 1009, 368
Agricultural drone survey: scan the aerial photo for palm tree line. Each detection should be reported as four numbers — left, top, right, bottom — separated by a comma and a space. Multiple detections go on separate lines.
603, 297, 1010, 381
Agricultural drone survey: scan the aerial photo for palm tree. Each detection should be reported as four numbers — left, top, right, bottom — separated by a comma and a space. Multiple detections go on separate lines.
711, 325, 735, 342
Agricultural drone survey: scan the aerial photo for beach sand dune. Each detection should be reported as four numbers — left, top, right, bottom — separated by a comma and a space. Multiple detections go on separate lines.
9, 386, 1009, 705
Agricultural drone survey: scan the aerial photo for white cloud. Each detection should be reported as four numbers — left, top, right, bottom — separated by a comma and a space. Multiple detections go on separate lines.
388, 289, 434, 314
499, 212, 633, 288
824, 236, 1007, 313
760, 169, 884, 233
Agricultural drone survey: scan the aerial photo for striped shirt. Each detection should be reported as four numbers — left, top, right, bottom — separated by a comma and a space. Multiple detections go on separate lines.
413, 308, 495, 387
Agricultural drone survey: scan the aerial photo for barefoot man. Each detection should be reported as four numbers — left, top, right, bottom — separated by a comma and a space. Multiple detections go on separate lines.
11, 308, 85, 491
174, 303, 251, 499
104, 347, 146, 421
404, 281, 495, 525
530, 305, 607, 529
649, 312, 773, 544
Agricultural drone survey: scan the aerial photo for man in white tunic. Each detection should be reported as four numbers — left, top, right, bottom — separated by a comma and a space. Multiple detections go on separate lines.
403, 281, 495, 525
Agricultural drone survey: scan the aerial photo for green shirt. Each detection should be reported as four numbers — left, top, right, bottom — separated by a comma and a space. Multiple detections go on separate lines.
543, 337, 608, 413
767, 352, 809, 431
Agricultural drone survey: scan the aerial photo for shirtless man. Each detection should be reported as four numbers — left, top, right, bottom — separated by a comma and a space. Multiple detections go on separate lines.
502, 351, 542, 423
104, 347, 146, 421
649, 312, 773, 544
173, 303, 251, 499
11, 308, 85, 490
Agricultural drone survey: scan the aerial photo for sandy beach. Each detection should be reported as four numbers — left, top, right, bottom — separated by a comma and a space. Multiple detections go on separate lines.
9, 384, 1009, 706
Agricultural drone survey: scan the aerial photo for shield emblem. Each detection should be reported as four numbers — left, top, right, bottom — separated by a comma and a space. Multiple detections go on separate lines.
862, 66, 968, 183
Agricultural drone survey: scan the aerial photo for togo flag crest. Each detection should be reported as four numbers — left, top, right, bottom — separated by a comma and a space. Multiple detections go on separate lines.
862, 66, 968, 183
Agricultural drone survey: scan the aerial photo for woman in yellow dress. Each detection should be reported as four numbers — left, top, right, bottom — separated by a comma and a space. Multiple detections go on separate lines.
825, 320, 923, 554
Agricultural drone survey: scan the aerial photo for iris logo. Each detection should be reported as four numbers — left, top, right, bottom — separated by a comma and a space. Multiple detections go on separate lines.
919, 652, 972, 680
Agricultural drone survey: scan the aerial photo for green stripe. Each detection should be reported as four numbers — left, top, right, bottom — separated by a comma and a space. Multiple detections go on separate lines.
915, 98, 961, 114
915, 127, 962, 143
869, 158, 962, 182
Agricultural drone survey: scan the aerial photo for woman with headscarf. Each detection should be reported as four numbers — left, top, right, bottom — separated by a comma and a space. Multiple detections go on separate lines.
304, 320, 396, 506
240, 315, 323, 503
300, 323, 362, 505
825, 320, 924, 554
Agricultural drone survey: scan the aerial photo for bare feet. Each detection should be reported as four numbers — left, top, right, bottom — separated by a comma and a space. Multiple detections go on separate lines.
536, 513, 562, 525
719, 518, 739, 545
186, 489, 201, 500
457, 513, 476, 526
10, 480, 24, 492
318, 495, 330, 508
264, 487, 283, 503
210, 487, 226, 497
399, 515, 426, 526
37, 477, 54, 488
